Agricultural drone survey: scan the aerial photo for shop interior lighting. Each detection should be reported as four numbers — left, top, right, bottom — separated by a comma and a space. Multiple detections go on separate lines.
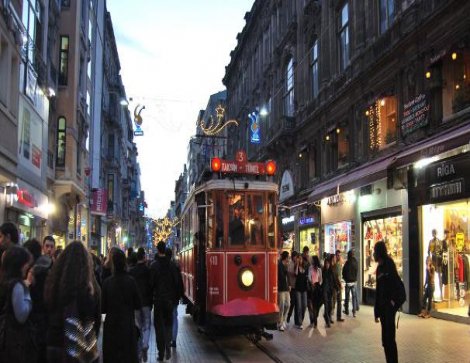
415, 156, 438, 169
365, 110, 370, 116
455, 84, 460, 90
380, 99, 386, 106
298, 153, 303, 158
325, 135, 330, 141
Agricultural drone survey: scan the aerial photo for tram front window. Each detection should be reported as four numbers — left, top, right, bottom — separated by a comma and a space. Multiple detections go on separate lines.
228, 194, 245, 245
247, 194, 264, 246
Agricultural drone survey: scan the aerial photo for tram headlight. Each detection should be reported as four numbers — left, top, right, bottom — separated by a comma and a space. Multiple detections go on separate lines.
239, 268, 255, 289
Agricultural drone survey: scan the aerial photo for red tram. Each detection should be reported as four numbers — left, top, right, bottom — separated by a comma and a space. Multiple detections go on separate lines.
178, 152, 279, 337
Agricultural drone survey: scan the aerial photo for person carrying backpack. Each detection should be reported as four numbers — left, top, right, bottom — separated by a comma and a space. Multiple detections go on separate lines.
374, 241, 405, 363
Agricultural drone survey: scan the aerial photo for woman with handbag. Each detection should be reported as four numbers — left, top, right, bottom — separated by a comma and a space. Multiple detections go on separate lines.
0, 245, 36, 363
44, 241, 101, 363
102, 248, 142, 363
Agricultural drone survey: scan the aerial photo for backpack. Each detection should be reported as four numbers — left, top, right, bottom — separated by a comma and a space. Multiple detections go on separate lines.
391, 274, 407, 310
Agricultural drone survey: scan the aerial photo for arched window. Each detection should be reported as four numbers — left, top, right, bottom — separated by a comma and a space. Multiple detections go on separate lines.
56, 117, 66, 167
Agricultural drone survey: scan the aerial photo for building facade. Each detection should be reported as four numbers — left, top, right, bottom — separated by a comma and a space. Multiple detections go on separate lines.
224, 0, 470, 320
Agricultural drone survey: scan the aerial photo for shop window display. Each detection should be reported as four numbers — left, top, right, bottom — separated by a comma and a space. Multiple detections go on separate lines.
300, 227, 319, 258
363, 216, 403, 289
324, 221, 352, 261
422, 201, 470, 317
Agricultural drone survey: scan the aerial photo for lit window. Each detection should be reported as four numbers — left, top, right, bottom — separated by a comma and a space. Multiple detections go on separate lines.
56, 117, 66, 167
367, 96, 397, 150
59, 36, 69, 85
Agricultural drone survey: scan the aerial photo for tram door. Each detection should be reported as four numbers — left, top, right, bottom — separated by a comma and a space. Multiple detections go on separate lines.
195, 192, 207, 324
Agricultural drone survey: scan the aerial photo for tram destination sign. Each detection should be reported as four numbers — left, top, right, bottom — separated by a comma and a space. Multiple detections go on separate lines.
211, 150, 276, 176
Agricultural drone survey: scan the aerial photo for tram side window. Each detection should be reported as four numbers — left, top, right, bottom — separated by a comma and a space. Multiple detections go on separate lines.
247, 194, 265, 246
228, 193, 245, 246
267, 193, 276, 248
215, 192, 224, 248
207, 193, 214, 249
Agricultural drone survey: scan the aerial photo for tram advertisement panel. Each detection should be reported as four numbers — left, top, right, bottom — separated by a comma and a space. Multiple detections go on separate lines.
207, 252, 225, 308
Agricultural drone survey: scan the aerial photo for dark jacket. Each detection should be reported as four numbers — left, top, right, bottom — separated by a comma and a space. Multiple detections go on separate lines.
342, 257, 358, 283
321, 267, 335, 294
150, 256, 184, 305
278, 260, 289, 292
374, 257, 400, 319
295, 265, 308, 292
129, 262, 152, 307
102, 272, 142, 363
0, 279, 37, 363
46, 292, 101, 350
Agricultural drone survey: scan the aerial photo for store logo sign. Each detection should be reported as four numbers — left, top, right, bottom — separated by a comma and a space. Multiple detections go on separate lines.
282, 216, 295, 225
299, 217, 315, 225
327, 194, 345, 206
436, 163, 455, 178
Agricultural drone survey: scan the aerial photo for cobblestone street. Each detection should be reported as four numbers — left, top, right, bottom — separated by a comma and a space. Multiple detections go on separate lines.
142, 305, 470, 363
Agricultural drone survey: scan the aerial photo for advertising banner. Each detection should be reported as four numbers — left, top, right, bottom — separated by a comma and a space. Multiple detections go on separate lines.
90, 188, 108, 216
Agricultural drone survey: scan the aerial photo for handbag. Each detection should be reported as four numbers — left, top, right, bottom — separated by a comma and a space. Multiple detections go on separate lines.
64, 302, 99, 363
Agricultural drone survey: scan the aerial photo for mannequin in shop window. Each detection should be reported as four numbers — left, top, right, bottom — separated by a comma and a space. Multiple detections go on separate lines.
428, 229, 443, 301
441, 230, 449, 299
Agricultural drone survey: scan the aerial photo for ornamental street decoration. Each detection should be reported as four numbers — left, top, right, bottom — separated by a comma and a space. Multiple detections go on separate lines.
134, 104, 145, 136
199, 105, 238, 136
152, 216, 179, 244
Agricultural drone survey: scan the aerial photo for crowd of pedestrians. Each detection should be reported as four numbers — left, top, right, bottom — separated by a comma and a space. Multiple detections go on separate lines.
278, 242, 403, 363
0, 222, 184, 363
279, 246, 359, 331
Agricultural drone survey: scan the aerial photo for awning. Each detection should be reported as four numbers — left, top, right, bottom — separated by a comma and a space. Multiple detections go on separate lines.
391, 121, 470, 168
307, 156, 395, 203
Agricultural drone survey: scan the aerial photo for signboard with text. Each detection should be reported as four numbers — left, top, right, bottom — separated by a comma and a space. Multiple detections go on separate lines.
90, 188, 108, 216
401, 93, 430, 136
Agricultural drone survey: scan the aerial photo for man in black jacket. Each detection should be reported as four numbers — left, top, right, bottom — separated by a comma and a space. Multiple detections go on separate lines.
277, 251, 290, 331
374, 241, 400, 363
342, 249, 359, 317
150, 241, 184, 362
130, 247, 152, 362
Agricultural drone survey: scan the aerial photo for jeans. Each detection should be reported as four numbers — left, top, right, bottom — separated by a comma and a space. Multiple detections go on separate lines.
422, 285, 434, 312
138, 306, 152, 352
296, 291, 308, 326
287, 288, 299, 325
323, 289, 333, 323
344, 283, 358, 313
172, 305, 178, 342
154, 301, 174, 358
335, 288, 342, 319
380, 306, 398, 363
278, 291, 290, 326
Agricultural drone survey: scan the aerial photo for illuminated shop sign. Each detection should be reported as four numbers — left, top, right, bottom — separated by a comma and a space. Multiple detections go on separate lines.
299, 217, 315, 225
282, 216, 295, 225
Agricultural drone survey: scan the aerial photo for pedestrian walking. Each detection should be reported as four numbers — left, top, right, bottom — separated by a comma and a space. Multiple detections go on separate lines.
150, 241, 183, 361
321, 256, 334, 328
307, 255, 322, 328
333, 250, 344, 322
295, 254, 308, 329
286, 250, 299, 326
44, 241, 101, 363
102, 248, 142, 363
29, 236, 55, 363
342, 249, 359, 317
129, 247, 152, 362
165, 248, 184, 349
277, 251, 290, 331
0, 222, 19, 266
0, 246, 36, 363
418, 256, 435, 318
374, 241, 402, 363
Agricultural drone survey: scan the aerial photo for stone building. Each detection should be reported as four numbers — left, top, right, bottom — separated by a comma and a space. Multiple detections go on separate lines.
224, 0, 470, 320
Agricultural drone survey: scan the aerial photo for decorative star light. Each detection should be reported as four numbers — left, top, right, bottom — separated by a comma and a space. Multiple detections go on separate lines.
200, 105, 239, 136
